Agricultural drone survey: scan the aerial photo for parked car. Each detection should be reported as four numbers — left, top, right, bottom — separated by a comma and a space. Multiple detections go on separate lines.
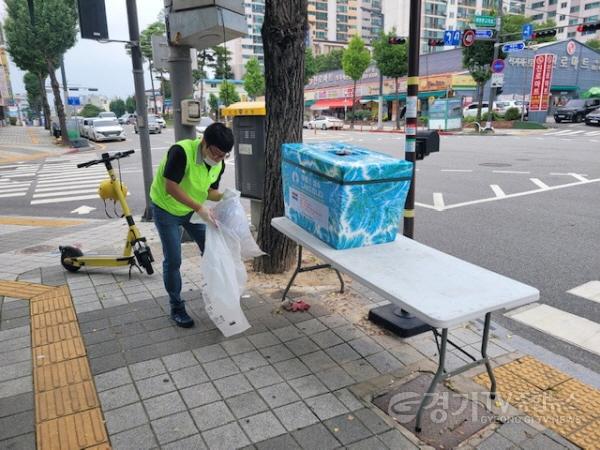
79, 118, 95, 138
493, 100, 524, 115
134, 114, 161, 134
463, 102, 491, 118
88, 118, 126, 141
307, 116, 344, 130
585, 108, 600, 126
119, 113, 136, 125
154, 115, 166, 128
195, 116, 214, 134
98, 111, 117, 119
554, 99, 600, 123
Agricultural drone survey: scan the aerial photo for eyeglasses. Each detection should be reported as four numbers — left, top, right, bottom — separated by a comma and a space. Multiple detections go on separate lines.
207, 145, 230, 160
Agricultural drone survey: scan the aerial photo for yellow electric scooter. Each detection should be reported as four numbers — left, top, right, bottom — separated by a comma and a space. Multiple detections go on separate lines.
59, 150, 154, 276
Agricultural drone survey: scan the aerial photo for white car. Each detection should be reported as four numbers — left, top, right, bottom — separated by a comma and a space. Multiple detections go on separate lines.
154, 115, 166, 128
195, 116, 214, 134
308, 116, 344, 130
88, 118, 126, 142
463, 102, 491, 118
493, 100, 524, 115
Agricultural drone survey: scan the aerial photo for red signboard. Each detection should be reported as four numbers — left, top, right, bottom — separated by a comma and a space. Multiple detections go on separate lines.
529, 53, 555, 112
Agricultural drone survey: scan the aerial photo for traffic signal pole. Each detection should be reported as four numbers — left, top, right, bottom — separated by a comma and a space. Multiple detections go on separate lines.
485, 0, 504, 130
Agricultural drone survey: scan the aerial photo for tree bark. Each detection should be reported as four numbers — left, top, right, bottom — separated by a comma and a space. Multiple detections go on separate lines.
254, 0, 307, 274
476, 81, 484, 123
350, 80, 357, 130
395, 77, 400, 130
47, 60, 69, 145
38, 73, 51, 130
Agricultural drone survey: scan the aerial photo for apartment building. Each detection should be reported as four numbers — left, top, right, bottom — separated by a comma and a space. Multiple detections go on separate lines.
527, 0, 600, 42
227, 0, 265, 80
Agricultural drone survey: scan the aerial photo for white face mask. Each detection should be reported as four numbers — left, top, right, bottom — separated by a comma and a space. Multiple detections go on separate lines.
203, 156, 219, 166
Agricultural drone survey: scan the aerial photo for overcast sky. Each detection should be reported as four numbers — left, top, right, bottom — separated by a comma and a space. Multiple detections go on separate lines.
1, 0, 165, 99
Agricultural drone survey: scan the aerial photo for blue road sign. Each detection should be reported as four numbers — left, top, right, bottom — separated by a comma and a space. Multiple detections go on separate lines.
522, 23, 533, 40
492, 59, 505, 73
444, 30, 461, 46
67, 96, 80, 106
475, 29, 494, 39
502, 41, 526, 53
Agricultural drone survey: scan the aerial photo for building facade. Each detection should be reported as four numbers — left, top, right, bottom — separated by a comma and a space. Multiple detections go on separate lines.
194, 79, 248, 113
526, 0, 600, 42
0, 21, 14, 123
227, 0, 265, 80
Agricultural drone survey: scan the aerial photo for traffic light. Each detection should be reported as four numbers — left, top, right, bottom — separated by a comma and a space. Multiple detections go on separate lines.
428, 39, 445, 47
577, 22, 600, 33
532, 29, 557, 39
388, 36, 406, 45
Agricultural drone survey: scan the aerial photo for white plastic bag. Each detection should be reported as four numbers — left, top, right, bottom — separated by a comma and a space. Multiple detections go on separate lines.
212, 188, 266, 260
202, 225, 251, 337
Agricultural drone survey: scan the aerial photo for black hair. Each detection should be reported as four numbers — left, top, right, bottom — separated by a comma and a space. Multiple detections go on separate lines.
203, 122, 234, 154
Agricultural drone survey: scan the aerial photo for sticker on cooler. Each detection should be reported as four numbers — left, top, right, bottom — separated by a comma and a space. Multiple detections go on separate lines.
289, 187, 329, 230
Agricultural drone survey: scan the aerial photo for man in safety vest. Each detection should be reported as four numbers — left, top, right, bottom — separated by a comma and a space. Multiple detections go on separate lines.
150, 122, 234, 328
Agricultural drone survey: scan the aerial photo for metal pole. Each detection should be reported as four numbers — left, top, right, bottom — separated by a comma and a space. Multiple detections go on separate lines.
126, 0, 154, 221
60, 58, 70, 119
149, 60, 158, 114
485, 0, 504, 130
168, 45, 196, 141
404, 0, 421, 239
377, 72, 383, 129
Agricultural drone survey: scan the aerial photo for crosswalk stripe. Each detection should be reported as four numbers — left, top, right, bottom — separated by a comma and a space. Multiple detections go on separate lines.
507, 303, 600, 357
0, 187, 30, 194
33, 188, 98, 199
567, 281, 600, 304
545, 129, 574, 135
586, 130, 600, 136
0, 192, 27, 198
560, 130, 585, 135
35, 180, 104, 189
37, 175, 108, 185
433, 193, 445, 210
35, 182, 100, 193
30, 194, 100, 205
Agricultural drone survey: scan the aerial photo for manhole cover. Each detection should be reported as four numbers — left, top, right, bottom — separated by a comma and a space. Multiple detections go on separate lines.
515, 158, 531, 161
21, 245, 56, 254
479, 162, 512, 167
372, 373, 493, 449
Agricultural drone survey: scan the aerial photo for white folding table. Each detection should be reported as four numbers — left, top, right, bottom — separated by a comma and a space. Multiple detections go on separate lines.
272, 217, 540, 432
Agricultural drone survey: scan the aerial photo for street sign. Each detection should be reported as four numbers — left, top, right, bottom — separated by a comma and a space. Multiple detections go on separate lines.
501, 41, 526, 53
492, 59, 505, 73
522, 23, 533, 40
67, 96, 81, 106
491, 73, 504, 88
475, 29, 495, 40
462, 29, 476, 47
474, 15, 496, 27
443, 30, 462, 46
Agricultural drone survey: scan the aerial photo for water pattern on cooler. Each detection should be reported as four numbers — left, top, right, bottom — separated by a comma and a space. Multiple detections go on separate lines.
282, 142, 413, 250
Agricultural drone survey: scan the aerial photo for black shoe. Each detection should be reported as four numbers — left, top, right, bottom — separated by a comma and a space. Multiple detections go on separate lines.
170, 309, 195, 328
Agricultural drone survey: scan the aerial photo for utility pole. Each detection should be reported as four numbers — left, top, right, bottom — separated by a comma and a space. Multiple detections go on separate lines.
168, 45, 195, 140
60, 59, 69, 119
126, 0, 154, 221
377, 72, 383, 129
149, 60, 158, 114
485, 0, 504, 130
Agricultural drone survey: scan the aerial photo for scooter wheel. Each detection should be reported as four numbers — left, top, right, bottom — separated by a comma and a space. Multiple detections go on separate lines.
60, 246, 83, 272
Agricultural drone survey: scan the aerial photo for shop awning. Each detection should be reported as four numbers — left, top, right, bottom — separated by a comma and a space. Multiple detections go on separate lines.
551, 85, 578, 92
304, 99, 316, 107
310, 98, 355, 110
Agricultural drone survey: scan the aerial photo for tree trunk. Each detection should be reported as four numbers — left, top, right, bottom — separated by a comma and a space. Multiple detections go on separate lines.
476, 82, 484, 123
47, 60, 69, 145
38, 74, 51, 130
254, 0, 307, 274
350, 80, 357, 130
395, 77, 400, 130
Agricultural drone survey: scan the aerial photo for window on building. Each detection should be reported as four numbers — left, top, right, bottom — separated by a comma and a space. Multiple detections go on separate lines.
585, 2, 600, 9
560, 2, 567, 7
547, 11, 556, 17
316, 12, 327, 20
316, 21, 327, 30
559, 14, 566, 20
567, 31, 576, 37
531, 13, 544, 20
570, 6, 579, 12
531, 1, 545, 9
316, 2, 327, 11
548, 0, 557, 4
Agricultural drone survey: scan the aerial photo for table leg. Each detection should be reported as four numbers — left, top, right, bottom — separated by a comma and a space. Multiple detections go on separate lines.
282, 246, 303, 302
415, 328, 448, 433
334, 269, 345, 293
481, 312, 497, 399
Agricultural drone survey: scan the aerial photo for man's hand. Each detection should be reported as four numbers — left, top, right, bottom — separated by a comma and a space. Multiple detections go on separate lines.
195, 205, 217, 227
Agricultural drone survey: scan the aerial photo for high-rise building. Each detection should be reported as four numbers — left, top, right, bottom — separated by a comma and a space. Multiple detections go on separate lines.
526, 0, 600, 42
227, 0, 265, 81
0, 21, 14, 119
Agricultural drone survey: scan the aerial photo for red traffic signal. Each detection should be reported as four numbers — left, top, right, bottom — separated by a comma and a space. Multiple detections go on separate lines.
532, 29, 557, 39
388, 36, 406, 45
428, 38, 444, 47
577, 22, 600, 33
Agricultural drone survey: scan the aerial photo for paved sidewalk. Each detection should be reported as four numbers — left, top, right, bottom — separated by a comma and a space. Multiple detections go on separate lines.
0, 126, 70, 164
0, 215, 598, 449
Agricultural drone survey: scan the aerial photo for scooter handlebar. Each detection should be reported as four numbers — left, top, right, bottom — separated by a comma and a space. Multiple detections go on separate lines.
76, 149, 135, 168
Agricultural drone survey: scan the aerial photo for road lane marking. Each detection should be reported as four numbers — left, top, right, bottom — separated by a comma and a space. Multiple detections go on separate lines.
33, 189, 99, 199
31, 194, 100, 205
507, 303, 600, 357
440, 169, 473, 172
545, 129, 575, 135
35, 183, 101, 193
567, 281, 600, 304
433, 193, 445, 211
490, 184, 506, 197
567, 173, 589, 182
530, 178, 549, 189
37, 175, 108, 186
492, 170, 530, 174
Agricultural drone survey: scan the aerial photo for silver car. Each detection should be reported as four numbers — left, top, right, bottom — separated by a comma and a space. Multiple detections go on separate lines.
134, 115, 162, 134
88, 119, 126, 142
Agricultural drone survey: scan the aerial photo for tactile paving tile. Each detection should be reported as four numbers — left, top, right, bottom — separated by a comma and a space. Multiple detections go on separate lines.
34, 358, 93, 393
35, 381, 99, 422
30, 295, 73, 315
474, 366, 543, 404
568, 419, 600, 450
502, 356, 570, 390
0, 280, 55, 299
517, 392, 591, 436
32, 323, 81, 347
33, 338, 86, 367
553, 379, 600, 420
32, 309, 77, 329
36, 408, 108, 450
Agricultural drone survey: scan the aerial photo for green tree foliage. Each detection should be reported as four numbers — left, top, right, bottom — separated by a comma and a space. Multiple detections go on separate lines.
314, 48, 344, 73
208, 93, 219, 116
126, 96, 136, 113
193, 49, 215, 83
161, 79, 172, 100
342, 35, 371, 129
243, 58, 265, 99
80, 103, 103, 118
23, 72, 43, 119
304, 48, 317, 84
209, 46, 234, 79
462, 35, 496, 122
139, 21, 165, 61
4, 0, 78, 144
502, 15, 557, 44
219, 80, 240, 106
109, 98, 127, 117
372, 30, 408, 129
586, 39, 600, 50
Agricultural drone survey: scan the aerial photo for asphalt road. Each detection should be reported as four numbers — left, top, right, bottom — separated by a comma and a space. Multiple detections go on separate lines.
1, 122, 599, 372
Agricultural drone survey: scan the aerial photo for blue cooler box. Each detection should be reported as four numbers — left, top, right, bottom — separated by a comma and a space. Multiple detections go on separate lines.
282, 142, 413, 249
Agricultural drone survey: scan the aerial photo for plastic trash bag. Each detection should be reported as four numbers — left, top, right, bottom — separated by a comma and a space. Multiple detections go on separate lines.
202, 225, 251, 337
